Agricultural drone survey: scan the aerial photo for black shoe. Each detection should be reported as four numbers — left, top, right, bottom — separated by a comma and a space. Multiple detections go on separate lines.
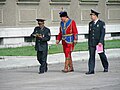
85, 71, 94, 75
45, 67, 48, 72
38, 72, 44, 74
104, 69, 108, 72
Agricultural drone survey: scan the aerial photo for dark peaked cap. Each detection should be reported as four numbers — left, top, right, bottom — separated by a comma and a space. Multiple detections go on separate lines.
90, 9, 100, 16
36, 19, 45, 22
59, 11, 68, 17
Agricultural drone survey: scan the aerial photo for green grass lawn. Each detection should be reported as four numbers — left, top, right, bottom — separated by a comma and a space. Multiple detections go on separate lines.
0, 39, 120, 56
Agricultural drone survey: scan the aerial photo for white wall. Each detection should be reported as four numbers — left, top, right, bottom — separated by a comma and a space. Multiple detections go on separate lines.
0, 24, 120, 45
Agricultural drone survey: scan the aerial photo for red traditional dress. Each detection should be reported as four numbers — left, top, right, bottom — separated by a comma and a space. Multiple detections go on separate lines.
57, 19, 78, 72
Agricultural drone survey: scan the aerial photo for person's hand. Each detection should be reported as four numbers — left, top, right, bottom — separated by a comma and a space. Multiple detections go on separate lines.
36, 34, 43, 38
37, 35, 43, 38
74, 40, 77, 45
98, 43, 102, 46
56, 40, 59, 45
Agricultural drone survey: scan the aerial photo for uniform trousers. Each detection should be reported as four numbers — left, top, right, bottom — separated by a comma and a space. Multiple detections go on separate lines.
88, 46, 109, 72
37, 50, 48, 73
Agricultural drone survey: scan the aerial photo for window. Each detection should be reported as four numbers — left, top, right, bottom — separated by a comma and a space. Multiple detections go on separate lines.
0, 0, 6, 2
107, 0, 120, 5
51, 0, 71, 2
17, 0, 40, 5
18, 0, 40, 2
108, 0, 120, 2
79, 0, 98, 5
80, 0, 98, 2
0, 0, 6, 4
50, 0, 71, 5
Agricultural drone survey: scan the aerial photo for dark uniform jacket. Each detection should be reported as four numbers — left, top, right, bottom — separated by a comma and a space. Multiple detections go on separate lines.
88, 20, 106, 46
31, 26, 51, 51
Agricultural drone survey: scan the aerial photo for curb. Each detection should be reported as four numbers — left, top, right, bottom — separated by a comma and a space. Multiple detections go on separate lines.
0, 48, 120, 69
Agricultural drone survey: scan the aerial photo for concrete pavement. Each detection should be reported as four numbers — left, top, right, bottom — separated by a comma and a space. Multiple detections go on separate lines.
0, 48, 120, 69
0, 56, 120, 90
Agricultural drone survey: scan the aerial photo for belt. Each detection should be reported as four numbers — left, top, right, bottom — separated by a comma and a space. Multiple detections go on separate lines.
62, 34, 73, 36
62, 34, 74, 43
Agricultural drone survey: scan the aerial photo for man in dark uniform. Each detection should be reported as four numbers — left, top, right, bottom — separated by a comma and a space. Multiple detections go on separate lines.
86, 9, 109, 75
31, 19, 51, 74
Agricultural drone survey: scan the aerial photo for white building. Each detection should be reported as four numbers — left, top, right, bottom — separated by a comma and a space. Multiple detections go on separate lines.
0, 0, 120, 47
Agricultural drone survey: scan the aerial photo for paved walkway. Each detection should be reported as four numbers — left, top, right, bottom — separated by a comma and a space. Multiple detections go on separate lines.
0, 56, 120, 90
0, 49, 120, 69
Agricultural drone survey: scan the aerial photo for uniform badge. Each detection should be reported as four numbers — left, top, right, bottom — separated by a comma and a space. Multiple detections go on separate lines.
97, 24, 99, 27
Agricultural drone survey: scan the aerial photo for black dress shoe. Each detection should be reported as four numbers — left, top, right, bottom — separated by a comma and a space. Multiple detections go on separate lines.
38, 72, 44, 74
85, 71, 94, 75
45, 67, 48, 72
104, 69, 108, 72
